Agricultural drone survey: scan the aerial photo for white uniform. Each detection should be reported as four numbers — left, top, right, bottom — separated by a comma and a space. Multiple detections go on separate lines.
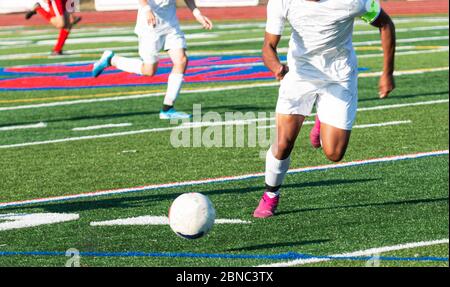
135, 0, 187, 64
267, 0, 381, 130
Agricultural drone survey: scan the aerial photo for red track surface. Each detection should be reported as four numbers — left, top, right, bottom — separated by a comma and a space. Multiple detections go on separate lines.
0, 0, 448, 27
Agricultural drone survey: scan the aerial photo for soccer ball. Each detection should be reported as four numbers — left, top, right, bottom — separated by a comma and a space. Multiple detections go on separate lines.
169, 193, 216, 239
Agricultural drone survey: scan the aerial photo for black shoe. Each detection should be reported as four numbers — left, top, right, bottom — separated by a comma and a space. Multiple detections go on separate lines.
72, 16, 82, 26
25, 3, 40, 20
51, 50, 64, 56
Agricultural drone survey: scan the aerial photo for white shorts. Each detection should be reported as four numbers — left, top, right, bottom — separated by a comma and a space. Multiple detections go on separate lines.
138, 28, 187, 64
276, 74, 358, 130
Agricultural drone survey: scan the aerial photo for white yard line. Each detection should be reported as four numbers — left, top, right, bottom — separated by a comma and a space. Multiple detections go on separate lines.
258, 120, 412, 130
0, 122, 47, 131
1, 35, 448, 60
0, 150, 447, 209
353, 120, 412, 129
72, 123, 132, 131
354, 36, 449, 46
0, 99, 446, 149
3, 25, 446, 43
257, 239, 450, 267
90, 216, 250, 226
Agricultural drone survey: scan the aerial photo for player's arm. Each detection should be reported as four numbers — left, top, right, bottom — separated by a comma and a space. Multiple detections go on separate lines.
371, 9, 396, 99
262, 32, 288, 81
184, 0, 213, 30
139, 0, 156, 26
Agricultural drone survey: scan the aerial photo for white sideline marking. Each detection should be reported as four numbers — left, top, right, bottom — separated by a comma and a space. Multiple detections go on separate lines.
257, 239, 450, 267
1, 34, 448, 60
72, 123, 132, 131
354, 36, 449, 46
353, 120, 412, 129
0, 100, 446, 150
36, 33, 217, 46
3, 24, 449, 44
0, 213, 79, 231
90, 216, 250, 226
258, 120, 412, 130
0, 122, 46, 131
0, 67, 447, 112
0, 150, 447, 210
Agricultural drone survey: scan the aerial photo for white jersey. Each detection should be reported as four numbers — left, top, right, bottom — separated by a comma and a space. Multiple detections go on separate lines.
266, 0, 381, 82
135, 0, 180, 35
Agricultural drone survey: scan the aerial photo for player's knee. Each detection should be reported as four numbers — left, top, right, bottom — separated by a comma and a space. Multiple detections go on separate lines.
275, 140, 295, 160
141, 65, 156, 76
324, 149, 345, 163
52, 17, 65, 29
174, 55, 188, 69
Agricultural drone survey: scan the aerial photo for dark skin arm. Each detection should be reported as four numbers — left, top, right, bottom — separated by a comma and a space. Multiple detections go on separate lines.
262, 32, 289, 81
371, 9, 396, 98
184, 0, 213, 30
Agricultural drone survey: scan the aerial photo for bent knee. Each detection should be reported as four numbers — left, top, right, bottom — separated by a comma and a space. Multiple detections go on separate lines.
141, 65, 157, 76
174, 55, 188, 68
324, 150, 345, 162
52, 17, 65, 29
274, 141, 295, 160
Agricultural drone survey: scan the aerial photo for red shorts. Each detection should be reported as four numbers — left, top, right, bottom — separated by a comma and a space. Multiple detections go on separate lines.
47, 0, 67, 17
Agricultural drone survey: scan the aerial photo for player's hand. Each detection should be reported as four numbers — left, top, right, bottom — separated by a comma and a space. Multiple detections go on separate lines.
379, 73, 395, 99
193, 10, 213, 30
275, 64, 289, 81
146, 10, 157, 27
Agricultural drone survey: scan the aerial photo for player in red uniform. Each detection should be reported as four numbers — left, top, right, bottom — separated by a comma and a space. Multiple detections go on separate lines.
25, 1, 82, 55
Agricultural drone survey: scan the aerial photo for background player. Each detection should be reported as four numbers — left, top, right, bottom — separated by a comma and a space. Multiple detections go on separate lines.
253, 0, 396, 218
25, 1, 82, 55
92, 0, 213, 120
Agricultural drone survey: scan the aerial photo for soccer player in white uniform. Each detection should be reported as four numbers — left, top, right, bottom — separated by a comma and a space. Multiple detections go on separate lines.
92, 0, 213, 119
253, 0, 396, 218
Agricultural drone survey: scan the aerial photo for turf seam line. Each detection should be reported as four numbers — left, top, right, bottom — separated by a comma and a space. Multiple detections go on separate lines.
0, 150, 447, 209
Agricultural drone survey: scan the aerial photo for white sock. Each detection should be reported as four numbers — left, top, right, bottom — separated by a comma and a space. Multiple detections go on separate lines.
265, 147, 291, 188
265, 191, 280, 198
112, 55, 143, 75
163, 73, 184, 106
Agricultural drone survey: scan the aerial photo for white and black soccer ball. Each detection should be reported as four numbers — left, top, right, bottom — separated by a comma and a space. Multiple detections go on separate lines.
169, 193, 216, 239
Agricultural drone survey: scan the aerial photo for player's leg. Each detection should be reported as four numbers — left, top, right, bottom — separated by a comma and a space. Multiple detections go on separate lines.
92, 33, 160, 78
253, 78, 317, 218
253, 114, 304, 218
312, 80, 358, 162
159, 31, 191, 120
25, 2, 51, 21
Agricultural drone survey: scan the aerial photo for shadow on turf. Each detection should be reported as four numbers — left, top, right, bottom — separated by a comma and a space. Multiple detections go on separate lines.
0, 110, 161, 128
358, 90, 448, 102
276, 197, 449, 216
225, 239, 331, 252
6, 178, 378, 213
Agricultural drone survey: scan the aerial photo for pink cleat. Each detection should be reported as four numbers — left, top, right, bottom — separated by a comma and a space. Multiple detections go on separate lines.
310, 115, 321, 148
253, 193, 280, 218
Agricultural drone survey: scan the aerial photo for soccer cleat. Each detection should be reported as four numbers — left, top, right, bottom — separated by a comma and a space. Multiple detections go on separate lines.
253, 193, 279, 218
92, 50, 114, 78
25, 3, 40, 20
51, 50, 64, 56
159, 108, 192, 120
68, 16, 82, 30
310, 115, 321, 148
72, 16, 82, 26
